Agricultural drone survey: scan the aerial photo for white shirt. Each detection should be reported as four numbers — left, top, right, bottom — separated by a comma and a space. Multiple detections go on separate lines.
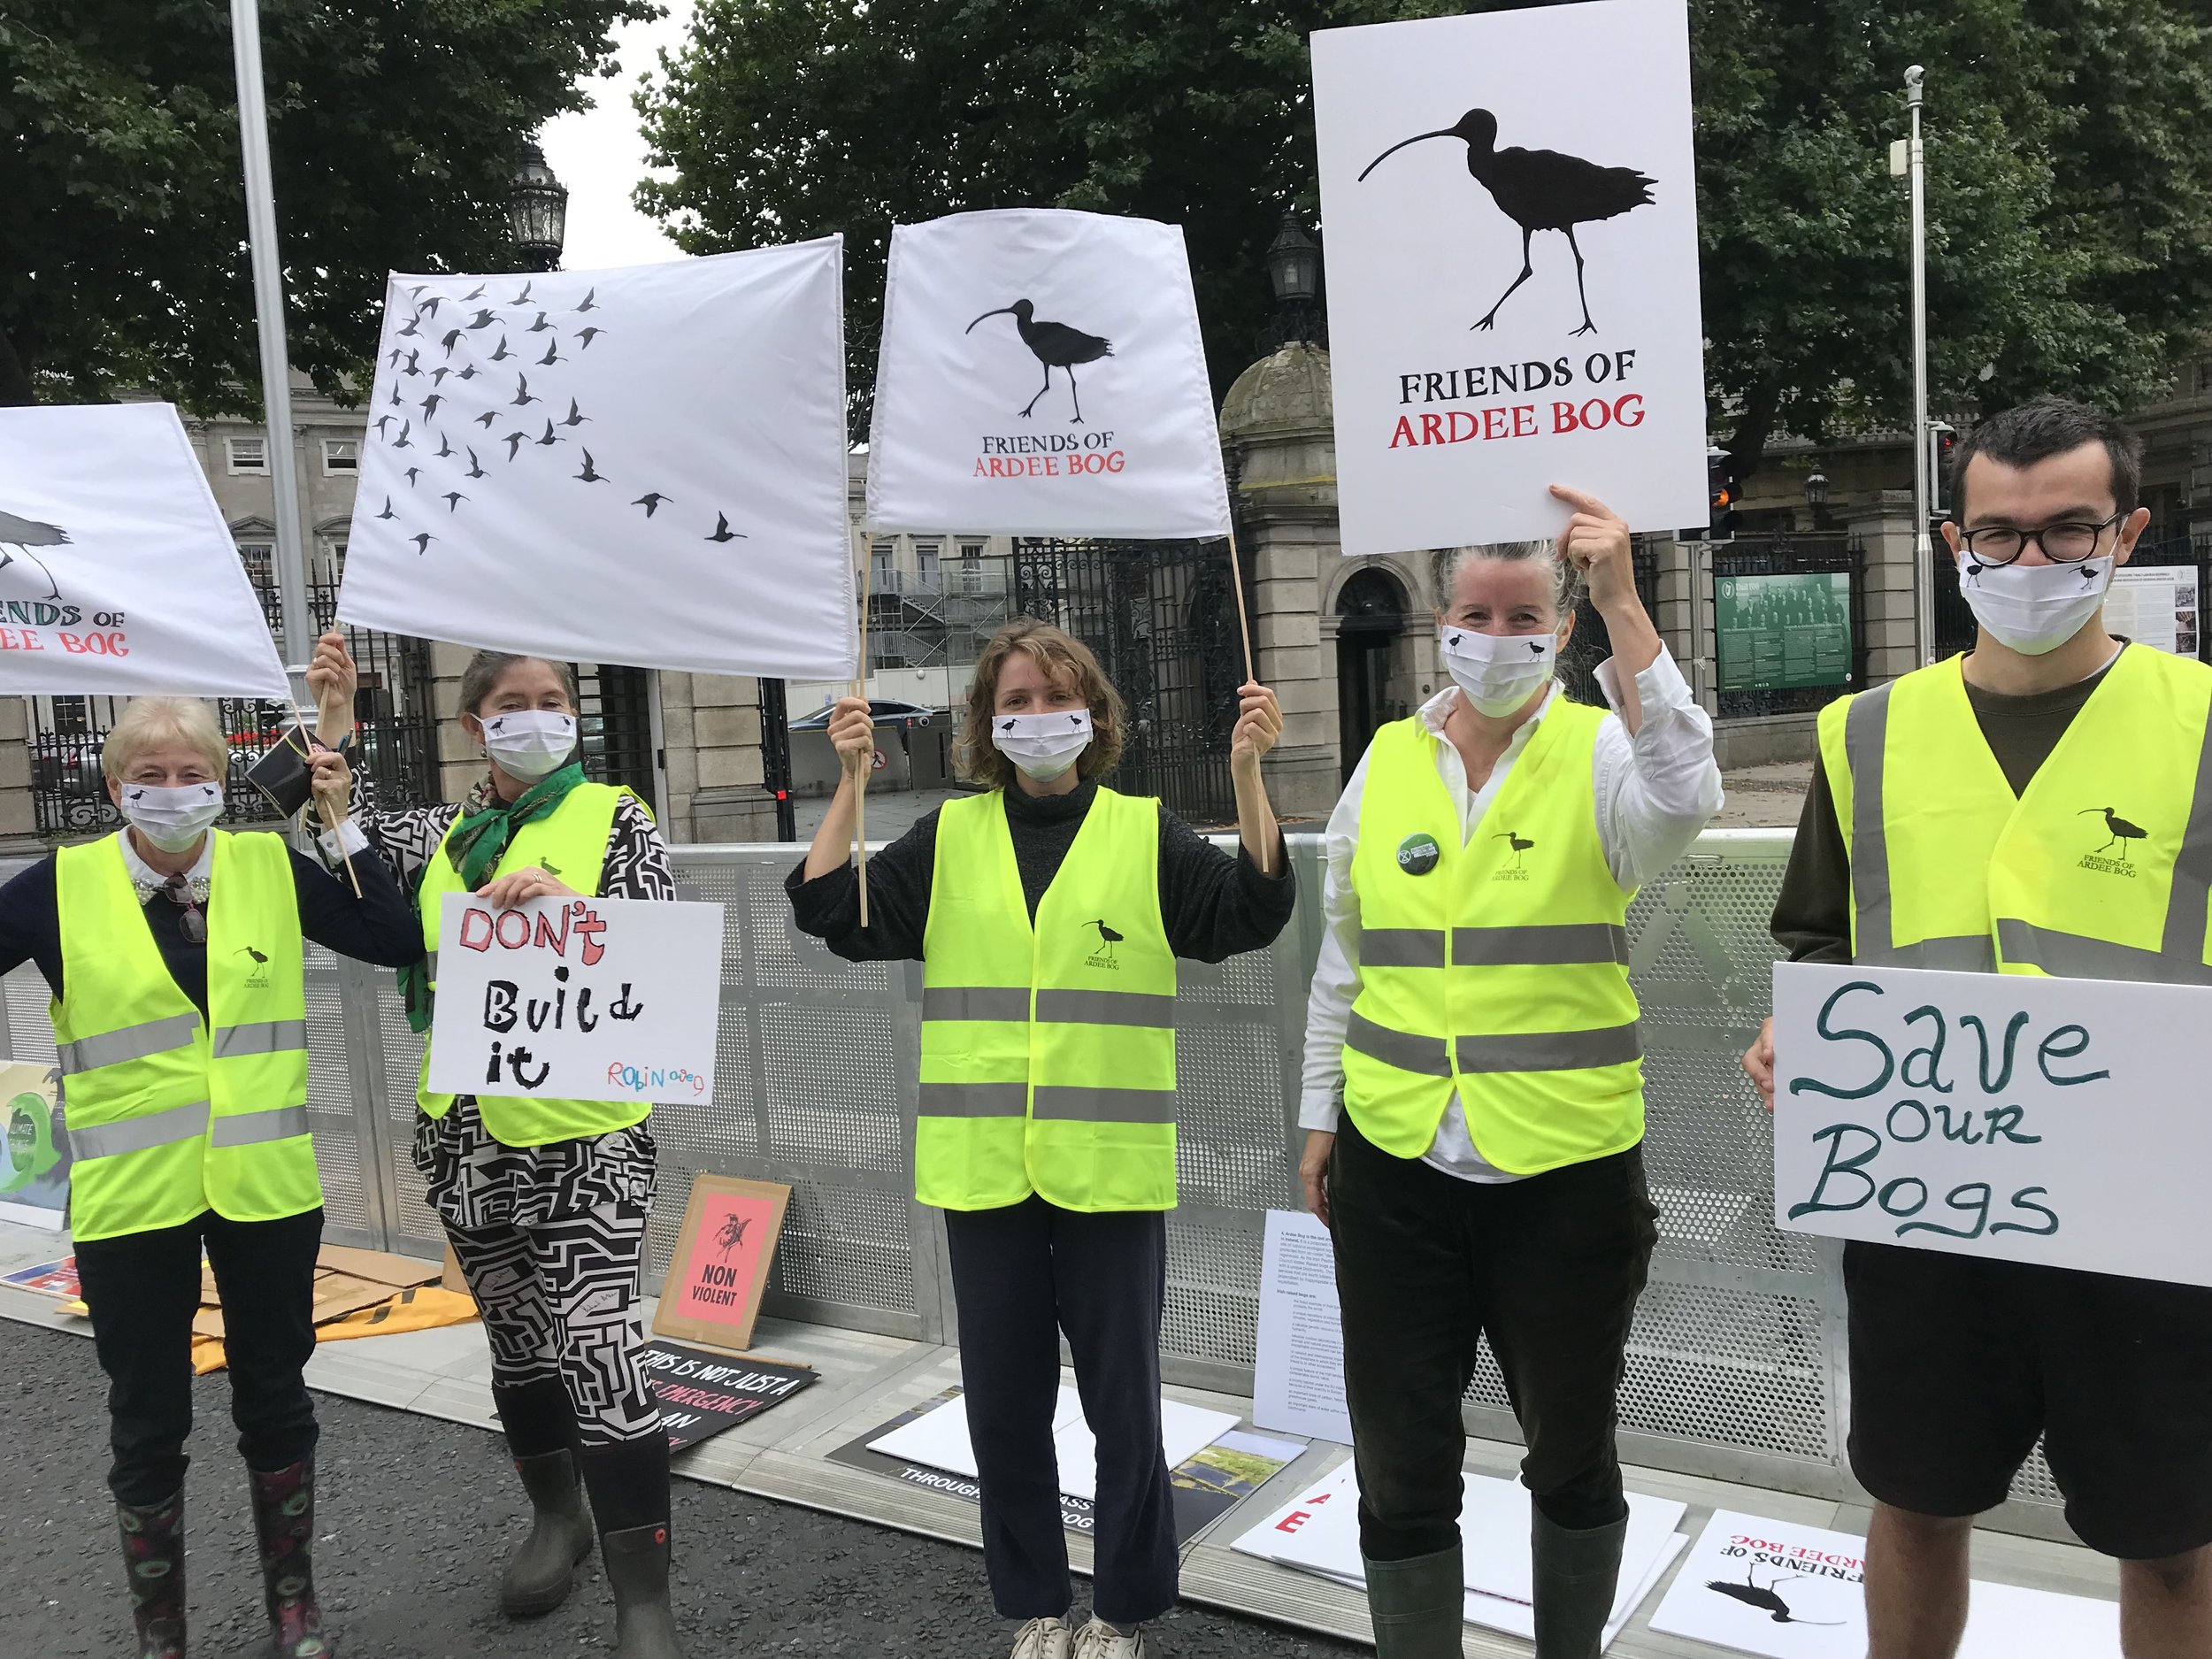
1299, 648, 1724, 1182
119, 828, 215, 902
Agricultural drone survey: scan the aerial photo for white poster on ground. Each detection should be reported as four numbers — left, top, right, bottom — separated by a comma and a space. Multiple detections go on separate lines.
1771, 962, 2212, 1286
339, 243, 855, 680
866, 209, 1231, 539
0, 403, 288, 698
1253, 1207, 1353, 1444
1648, 1509, 2120, 1659
1311, 0, 1709, 555
426, 894, 725, 1105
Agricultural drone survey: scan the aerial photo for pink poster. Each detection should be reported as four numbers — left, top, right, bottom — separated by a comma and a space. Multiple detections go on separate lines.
656, 1177, 789, 1352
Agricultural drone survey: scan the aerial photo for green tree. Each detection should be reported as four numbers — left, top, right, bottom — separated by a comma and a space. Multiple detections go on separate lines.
1, 0, 657, 411
639, 0, 2212, 472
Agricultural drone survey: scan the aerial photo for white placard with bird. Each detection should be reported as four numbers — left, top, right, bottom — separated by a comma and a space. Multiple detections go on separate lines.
339, 240, 856, 680
865, 208, 1232, 539
0, 402, 288, 698
1312, 0, 1710, 554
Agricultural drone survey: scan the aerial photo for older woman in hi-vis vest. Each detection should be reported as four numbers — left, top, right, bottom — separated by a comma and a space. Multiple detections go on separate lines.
1300, 490, 1721, 1659
310, 633, 683, 1659
788, 618, 1294, 1659
0, 696, 419, 1659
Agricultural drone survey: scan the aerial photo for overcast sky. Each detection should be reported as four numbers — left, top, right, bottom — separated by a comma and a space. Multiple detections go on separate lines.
536, 3, 700, 272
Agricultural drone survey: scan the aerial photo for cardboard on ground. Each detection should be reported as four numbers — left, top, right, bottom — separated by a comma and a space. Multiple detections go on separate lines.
194, 1244, 440, 1340
866, 1386, 1240, 1502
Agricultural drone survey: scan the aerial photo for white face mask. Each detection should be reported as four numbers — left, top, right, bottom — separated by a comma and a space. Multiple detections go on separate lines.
118, 780, 225, 853
992, 709, 1093, 780
1955, 549, 2113, 657
479, 709, 578, 781
1440, 625, 1559, 716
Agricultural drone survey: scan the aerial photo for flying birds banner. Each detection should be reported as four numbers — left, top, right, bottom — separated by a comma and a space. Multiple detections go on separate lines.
866, 209, 1232, 539
339, 241, 856, 680
0, 403, 288, 698
1311, 0, 1709, 555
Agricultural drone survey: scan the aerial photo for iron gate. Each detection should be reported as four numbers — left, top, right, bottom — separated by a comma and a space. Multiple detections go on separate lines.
575, 662, 658, 813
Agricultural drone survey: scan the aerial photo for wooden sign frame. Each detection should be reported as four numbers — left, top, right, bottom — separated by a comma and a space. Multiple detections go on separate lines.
650, 1172, 792, 1353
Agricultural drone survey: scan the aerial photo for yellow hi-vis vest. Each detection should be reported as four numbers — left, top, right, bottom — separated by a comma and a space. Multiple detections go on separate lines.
416, 782, 654, 1147
1820, 644, 2212, 980
917, 786, 1177, 1212
55, 831, 317, 1242
1341, 702, 1644, 1174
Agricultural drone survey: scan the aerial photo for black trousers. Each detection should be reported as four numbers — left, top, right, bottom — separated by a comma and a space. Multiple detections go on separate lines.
1330, 1116, 1656, 1560
942, 1195, 1179, 1629
75, 1207, 324, 1506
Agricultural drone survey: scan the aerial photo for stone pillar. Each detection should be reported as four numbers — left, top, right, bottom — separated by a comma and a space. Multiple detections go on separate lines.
683, 673, 780, 842
1846, 489, 1921, 687
427, 641, 480, 802
0, 700, 38, 852
1219, 342, 1349, 823
1646, 532, 1707, 710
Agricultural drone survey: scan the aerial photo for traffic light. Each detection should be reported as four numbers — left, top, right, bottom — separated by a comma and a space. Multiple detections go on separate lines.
1926, 422, 1959, 520
1707, 447, 1740, 539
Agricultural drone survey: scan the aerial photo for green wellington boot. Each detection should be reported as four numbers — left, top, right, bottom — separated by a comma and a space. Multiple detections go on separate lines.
1363, 1545, 1465, 1659
1530, 1509, 1627, 1659
501, 1448, 595, 1616
601, 1522, 685, 1659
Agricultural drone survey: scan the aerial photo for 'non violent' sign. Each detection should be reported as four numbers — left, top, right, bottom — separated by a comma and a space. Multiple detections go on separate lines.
426, 893, 724, 1105
1772, 961, 2212, 1286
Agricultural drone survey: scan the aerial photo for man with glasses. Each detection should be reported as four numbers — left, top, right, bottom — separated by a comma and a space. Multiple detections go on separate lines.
1742, 397, 2212, 1657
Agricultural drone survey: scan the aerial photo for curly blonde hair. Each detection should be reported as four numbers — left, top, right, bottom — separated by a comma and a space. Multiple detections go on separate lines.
956, 618, 1127, 790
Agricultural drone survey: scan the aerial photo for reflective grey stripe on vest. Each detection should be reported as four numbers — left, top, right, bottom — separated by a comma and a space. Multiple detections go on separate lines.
918, 1082, 1028, 1118
922, 987, 1031, 1023
1031, 1086, 1175, 1125
2162, 709, 2212, 963
1996, 919, 2212, 986
209, 1103, 311, 1148
1842, 683, 1898, 960
1878, 936, 1999, 972
1344, 1011, 1454, 1077
1034, 988, 1175, 1028
1361, 929, 1448, 969
56, 1011, 200, 1077
69, 1098, 211, 1161
211, 1019, 309, 1060
425, 950, 439, 981
1451, 924, 1631, 967
1455, 1022, 1642, 1074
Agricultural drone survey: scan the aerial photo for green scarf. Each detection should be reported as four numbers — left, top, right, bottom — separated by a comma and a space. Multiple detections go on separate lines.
398, 762, 587, 1033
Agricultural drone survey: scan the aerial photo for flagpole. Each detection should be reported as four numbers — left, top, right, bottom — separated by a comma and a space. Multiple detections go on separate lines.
852, 529, 871, 927
1225, 521, 1256, 683
229, 0, 315, 702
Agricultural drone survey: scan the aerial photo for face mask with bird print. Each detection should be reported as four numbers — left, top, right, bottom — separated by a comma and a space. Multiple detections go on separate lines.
991, 709, 1094, 780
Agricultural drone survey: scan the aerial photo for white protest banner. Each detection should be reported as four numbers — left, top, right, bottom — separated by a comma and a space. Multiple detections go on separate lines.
866, 209, 1231, 538
0, 403, 288, 697
1311, 0, 1709, 555
1772, 961, 2212, 1286
339, 242, 854, 680
426, 894, 724, 1106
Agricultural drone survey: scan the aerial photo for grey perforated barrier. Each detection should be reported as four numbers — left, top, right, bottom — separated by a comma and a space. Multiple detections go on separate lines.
0, 831, 2065, 1516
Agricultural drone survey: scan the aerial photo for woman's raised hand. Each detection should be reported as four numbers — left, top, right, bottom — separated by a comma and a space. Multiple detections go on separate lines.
1231, 681, 1282, 773
306, 631, 358, 739
828, 695, 876, 779
1549, 485, 1635, 611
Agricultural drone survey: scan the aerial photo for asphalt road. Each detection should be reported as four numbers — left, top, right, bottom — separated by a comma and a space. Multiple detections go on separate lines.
4, 1322, 1358, 1659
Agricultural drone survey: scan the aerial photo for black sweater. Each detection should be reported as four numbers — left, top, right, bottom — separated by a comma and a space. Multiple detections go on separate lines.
787, 780, 1295, 963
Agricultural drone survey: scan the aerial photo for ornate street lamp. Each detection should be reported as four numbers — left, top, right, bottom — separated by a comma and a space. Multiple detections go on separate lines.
509, 142, 568, 273
1261, 208, 1326, 349
1804, 468, 1830, 508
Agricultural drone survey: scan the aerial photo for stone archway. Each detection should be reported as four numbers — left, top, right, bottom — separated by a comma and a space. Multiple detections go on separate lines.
1335, 565, 1409, 780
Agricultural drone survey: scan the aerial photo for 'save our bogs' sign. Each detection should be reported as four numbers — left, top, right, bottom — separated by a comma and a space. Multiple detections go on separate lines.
1772, 962, 2212, 1286
426, 894, 724, 1105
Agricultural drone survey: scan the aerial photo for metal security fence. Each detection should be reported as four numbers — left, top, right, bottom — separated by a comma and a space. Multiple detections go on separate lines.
0, 832, 2067, 1522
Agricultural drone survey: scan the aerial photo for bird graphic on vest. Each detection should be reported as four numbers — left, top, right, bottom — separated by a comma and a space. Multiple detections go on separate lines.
1358, 108, 1655, 336
966, 300, 1113, 423
0, 511, 69, 598
2080, 806, 2147, 861
1085, 918, 1125, 961
1704, 1567, 1846, 1626
1495, 829, 1535, 868
234, 947, 269, 965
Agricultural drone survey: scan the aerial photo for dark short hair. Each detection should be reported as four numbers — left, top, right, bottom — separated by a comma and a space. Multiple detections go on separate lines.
1951, 397, 2142, 521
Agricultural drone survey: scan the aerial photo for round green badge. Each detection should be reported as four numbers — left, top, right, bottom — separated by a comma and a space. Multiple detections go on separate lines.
1396, 832, 1441, 876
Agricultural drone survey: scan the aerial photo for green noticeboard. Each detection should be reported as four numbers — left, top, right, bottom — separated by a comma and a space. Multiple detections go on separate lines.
1715, 572, 1853, 692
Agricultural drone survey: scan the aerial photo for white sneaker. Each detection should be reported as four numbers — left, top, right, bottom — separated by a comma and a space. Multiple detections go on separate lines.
1011, 1616, 1073, 1659
1071, 1617, 1148, 1659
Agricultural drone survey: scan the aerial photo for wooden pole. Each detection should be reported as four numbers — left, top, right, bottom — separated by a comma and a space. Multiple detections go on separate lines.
854, 534, 871, 927
1225, 519, 1256, 685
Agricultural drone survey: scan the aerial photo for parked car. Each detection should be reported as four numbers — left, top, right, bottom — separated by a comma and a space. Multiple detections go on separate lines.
788, 697, 941, 731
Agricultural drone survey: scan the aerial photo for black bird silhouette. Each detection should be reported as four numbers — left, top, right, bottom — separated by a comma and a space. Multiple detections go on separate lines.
967, 300, 1114, 423
434, 434, 455, 460
400, 349, 421, 376
1359, 108, 1655, 336
420, 393, 444, 420
512, 374, 540, 407
466, 308, 498, 330
489, 335, 513, 362
418, 296, 444, 318
0, 511, 68, 598
1085, 918, 1125, 959
440, 328, 464, 357
527, 311, 554, 333
576, 326, 605, 349
388, 384, 403, 407
456, 364, 480, 381
475, 410, 500, 428
558, 398, 588, 428
1495, 828, 1535, 867
235, 946, 269, 964
431, 366, 453, 386
706, 513, 744, 543
574, 449, 607, 483
465, 448, 487, 479
503, 432, 529, 461
1704, 1567, 1847, 1627
374, 495, 397, 521
442, 491, 468, 512
462, 283, 486, 302
633, 493, 672, 518
537, 340, 564, 367
2080, 806, 2148, 861
575, 288, 598, 312
536, 420, 564, 447
409, 284, 429, 302
396, 315, 419, 338
403, 466, 422, 487
392, 419, 412, 449
373, 415, 395, 440
385, 346, 404, 368
410, 533, 435, 556
511, 280, 534, 305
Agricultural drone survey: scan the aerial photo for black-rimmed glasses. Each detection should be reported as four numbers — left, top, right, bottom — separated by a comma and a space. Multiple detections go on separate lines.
1957, 513, 2124, 565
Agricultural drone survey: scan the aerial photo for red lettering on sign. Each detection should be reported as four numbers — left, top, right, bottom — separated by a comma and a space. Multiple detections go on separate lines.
458, 907, 495, 952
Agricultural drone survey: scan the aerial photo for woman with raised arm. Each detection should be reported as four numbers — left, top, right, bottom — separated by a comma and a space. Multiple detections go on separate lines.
1300, 490, 1722, 1659
788, 618, 1294, 1659
0, 696, 417, 1659
309, 631, 684, 1659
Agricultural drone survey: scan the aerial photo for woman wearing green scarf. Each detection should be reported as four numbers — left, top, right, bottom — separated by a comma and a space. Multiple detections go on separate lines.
310, 632, 686, 1659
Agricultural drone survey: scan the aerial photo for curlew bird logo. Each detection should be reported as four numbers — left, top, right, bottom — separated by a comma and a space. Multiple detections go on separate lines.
1083, 918, 1125, 961
966, 299, 1113, 424
1703, 1566, 1847, 1627
2079, 806, 2147, 863
373, 495, 397, 521
1494, 828, 1535, 868
0, 511, 69, 599
1359, 108, 1655, 336
235, 946, 269, 964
